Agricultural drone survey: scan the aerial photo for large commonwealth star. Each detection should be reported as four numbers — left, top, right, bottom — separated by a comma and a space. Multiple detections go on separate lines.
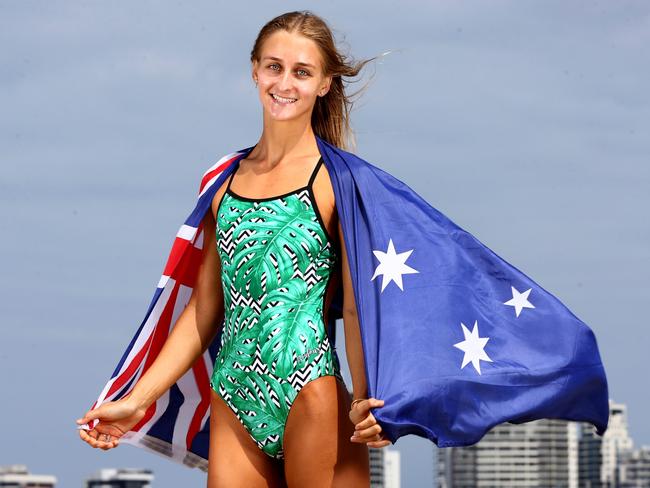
371, 238, 419, 292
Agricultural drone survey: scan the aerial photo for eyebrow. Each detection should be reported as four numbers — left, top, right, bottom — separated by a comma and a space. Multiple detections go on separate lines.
262, 56, 316, 69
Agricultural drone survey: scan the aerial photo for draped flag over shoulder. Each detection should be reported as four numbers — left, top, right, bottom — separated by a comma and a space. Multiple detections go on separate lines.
79, 135, 609, 470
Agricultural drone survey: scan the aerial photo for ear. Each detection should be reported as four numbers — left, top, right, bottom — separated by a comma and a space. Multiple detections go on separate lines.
251, 60, 259, 83
320, 75, 333, 97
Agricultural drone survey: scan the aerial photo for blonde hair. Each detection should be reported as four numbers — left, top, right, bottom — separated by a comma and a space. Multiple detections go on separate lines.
250, 10, 384, 152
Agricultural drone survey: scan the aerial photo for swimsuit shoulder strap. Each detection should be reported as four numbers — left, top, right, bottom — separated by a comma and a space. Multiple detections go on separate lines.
307, 156, 324, 188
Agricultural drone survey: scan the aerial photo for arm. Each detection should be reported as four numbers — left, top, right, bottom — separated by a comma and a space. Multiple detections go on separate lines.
339, 218, 391, 448
77, 205, 225, 450
338, 218, 368, 401
127, 210, 225, 410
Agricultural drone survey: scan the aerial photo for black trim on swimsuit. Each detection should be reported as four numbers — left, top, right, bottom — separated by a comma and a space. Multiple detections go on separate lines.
220, 155, 337, 254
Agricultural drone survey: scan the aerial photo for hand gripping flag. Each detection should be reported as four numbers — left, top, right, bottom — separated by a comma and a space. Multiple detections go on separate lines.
79, 135, 609, 470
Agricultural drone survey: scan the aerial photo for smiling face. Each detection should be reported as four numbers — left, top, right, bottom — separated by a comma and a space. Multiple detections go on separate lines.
252, 30, 331, 122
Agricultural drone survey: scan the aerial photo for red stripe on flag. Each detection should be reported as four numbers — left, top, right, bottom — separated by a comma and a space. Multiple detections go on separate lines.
133, 396, 158, 433
131, 281, 180, 432
169, 225, 205, 286
105, 325, 156, 400
162, 237, 192, 278
198, 154, 239, 195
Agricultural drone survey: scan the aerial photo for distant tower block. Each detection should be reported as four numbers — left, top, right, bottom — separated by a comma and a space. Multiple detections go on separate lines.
435, 418, 580, 487
0, 465, 57, 488
84, 468, 154, 488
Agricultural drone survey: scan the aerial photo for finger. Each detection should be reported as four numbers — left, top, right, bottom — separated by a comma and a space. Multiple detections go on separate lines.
351, 434, 383, 444
366, 432, 391, 447
91, 436, 114, 450
355, 398, 384, 411
354, 413, 379, 431
367, 439, 392, 448
103, 424, 127, 437
354, 423, 382, 441
359, 398, 384, 410
79, 428, 116, 450
76, 408, 102, 425
79, 429, 94, 445
79, 429, 102, 449
350, 428, 380, 443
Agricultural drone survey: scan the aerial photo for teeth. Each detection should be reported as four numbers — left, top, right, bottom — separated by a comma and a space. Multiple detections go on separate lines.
271, 94, 297, 103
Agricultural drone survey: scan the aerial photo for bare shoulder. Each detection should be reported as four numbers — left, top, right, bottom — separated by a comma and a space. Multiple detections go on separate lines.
210, 177, 230, 224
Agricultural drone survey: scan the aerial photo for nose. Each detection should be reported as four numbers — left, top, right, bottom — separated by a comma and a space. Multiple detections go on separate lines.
276, 70, 294, 93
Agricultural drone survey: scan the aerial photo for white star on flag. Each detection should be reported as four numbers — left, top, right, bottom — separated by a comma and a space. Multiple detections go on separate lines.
371, 238, 419, 292
453, 320, 493, 375
503, 285, 535, 317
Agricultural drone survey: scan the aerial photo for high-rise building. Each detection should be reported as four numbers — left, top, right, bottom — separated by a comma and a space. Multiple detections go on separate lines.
370, 446, 385, 487
435, 418, 579, 487
84, 468, 154, 488
433, 398, 644, 488
0, 465, 57, 487
384, 449, 401, 488
617, 446, 650, 487
579, 400, 633, 488
369, 447, 401, 487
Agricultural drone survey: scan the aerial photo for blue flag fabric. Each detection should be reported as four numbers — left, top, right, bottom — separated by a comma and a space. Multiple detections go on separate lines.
82, 134, 609, 469
314, 135, 609, 447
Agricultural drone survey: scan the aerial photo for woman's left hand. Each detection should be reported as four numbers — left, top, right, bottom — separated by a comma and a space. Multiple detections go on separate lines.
349, 398, 392, 448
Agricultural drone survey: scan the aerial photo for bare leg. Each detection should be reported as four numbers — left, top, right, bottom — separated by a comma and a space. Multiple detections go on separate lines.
208, 389, 287, 487
283, 376, 370, 487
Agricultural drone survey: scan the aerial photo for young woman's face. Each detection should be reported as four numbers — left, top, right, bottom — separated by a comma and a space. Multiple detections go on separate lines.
253, 30, 331, 122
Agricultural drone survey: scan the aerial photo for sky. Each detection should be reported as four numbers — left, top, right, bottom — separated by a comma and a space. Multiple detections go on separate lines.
1, 1, 649, 487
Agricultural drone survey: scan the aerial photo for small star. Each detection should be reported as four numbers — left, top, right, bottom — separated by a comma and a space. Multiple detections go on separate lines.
503, 286, 535, 317
371, 238, 419, 292
453, 320, 493, 375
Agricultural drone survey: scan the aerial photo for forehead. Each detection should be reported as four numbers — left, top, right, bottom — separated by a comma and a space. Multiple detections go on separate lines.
259, 30, 322, 68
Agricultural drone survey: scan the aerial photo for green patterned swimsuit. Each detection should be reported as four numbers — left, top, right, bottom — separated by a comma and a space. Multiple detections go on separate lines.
209, 156, 344, 460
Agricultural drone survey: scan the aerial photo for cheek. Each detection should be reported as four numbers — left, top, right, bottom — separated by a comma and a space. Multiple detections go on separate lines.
297, 85, 319, 99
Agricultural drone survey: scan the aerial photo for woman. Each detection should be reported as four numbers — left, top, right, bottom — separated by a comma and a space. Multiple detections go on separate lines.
76, 10, 391, 487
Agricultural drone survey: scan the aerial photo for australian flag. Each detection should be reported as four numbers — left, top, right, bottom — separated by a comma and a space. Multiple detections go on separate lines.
317, 136, 609, 447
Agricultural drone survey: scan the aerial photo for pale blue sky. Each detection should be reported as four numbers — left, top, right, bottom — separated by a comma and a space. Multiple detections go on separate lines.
1, 1, 648, 487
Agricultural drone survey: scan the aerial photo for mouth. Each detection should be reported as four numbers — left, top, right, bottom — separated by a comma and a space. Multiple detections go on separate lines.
270, 93, 297, 105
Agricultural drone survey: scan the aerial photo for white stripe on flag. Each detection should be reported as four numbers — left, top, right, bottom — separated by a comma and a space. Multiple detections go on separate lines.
201, 151, 240, 180
157, 274, 169, 289
173, 364, 202, 458
111, 277, 178, 391
178, 224, 197, 241
198, 172, 225, 199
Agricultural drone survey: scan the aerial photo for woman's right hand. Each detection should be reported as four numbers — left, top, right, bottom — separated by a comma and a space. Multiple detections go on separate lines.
75, 396, 148, 450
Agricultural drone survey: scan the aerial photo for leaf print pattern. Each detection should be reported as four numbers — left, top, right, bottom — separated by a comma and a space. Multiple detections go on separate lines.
259, 278, 327, 378
209, 187, 344, 460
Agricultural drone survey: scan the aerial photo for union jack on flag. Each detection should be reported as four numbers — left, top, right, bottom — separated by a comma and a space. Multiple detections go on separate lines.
78, 148, 254, 470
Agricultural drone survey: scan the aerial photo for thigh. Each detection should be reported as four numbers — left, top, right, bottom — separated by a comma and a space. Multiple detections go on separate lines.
283, 376, 370, 488
208, 389, 286, 488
